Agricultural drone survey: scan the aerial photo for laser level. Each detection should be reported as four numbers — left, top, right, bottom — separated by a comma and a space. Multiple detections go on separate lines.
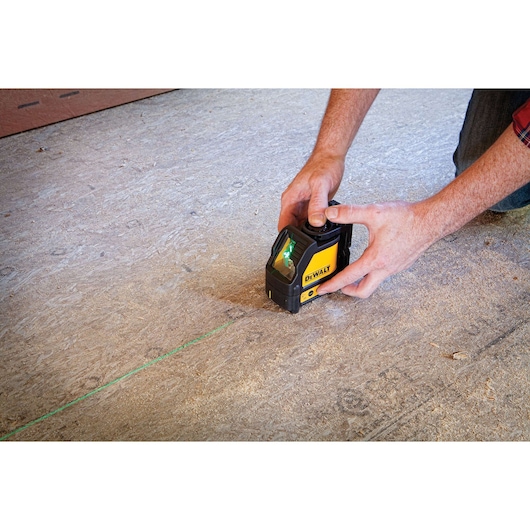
265, 201, 353, 313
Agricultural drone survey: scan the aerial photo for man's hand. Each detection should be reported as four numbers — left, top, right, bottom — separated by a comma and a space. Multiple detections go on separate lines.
278, 153, 344, 231
277, 89, 380, 231
317, 201, 437, 299
317, 122, 530, 299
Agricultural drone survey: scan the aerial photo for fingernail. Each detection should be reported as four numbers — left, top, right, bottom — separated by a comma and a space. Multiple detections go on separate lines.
309, 213, 326, 226
326, 207, 338, 219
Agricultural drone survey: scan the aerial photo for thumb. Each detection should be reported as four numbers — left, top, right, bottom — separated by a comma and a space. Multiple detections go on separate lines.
307, 180, 333, 227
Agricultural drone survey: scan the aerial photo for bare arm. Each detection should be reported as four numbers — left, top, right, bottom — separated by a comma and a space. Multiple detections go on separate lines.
278, 89, 379, 230
312, 89, 381, 159
419, 125, 530, 238
318, 124, 530, 298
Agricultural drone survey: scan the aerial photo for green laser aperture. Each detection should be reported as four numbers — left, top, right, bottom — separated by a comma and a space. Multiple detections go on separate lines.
283, 239, 296, 267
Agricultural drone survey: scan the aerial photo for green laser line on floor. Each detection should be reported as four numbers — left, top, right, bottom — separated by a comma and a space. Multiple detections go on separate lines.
0, 321, 234, 442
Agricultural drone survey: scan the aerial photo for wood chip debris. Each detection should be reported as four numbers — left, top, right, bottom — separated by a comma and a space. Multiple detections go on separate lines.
441, 349, 468, 360
485, 378, 496, 401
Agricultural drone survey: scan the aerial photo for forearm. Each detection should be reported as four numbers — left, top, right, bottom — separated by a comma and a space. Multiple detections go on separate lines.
278, 89, 379, 229
312, 89, 380, 159
416, 125, 530, 241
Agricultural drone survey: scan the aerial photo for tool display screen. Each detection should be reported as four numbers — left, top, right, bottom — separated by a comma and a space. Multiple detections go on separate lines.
272, 236, 296, 281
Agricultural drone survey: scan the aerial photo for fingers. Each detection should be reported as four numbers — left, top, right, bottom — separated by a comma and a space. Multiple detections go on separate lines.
278, 208, 302, 232
278, 181, 334, 230
317, 247, 390, 299
325, 203, 370, 226
340, 270, 388, 298
318, 267, 389, 299
278, 188, 308, 231
317, 259, 369, 296
278, 156, 344, 230
308, 205, 376, 297
306, 200, 428, 300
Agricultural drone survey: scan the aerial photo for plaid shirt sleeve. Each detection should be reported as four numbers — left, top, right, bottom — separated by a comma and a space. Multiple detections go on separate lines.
513, 98, 530, 147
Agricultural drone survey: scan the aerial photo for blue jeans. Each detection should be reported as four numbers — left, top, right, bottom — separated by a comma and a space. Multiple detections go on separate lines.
453, 89, 530, 212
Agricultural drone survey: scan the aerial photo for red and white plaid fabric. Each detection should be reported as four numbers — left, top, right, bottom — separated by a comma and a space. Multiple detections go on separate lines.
513, 98, 530, 148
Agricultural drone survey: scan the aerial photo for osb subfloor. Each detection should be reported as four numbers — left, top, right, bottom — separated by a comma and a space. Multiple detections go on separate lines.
1, 89, 529, 441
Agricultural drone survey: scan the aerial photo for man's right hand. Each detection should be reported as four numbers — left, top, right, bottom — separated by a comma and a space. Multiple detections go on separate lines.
277, 152, 345, 231
277, 89, 380, 231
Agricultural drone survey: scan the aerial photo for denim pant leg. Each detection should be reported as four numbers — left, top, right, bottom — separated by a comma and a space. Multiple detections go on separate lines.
453, 89, 530, 212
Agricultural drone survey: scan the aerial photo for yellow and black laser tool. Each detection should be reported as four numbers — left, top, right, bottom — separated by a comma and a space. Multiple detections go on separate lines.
266, 201, 353, 313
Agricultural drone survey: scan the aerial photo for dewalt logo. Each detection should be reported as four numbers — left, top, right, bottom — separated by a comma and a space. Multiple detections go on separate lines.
304, 265, 330, 284
301, 244, 338, 287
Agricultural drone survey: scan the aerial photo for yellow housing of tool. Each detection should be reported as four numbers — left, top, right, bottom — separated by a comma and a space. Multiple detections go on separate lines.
302, 243, 338, 287
265, 201, 353, 313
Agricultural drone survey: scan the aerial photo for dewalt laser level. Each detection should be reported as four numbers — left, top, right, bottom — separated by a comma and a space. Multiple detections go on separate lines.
265, 201, 353, 313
